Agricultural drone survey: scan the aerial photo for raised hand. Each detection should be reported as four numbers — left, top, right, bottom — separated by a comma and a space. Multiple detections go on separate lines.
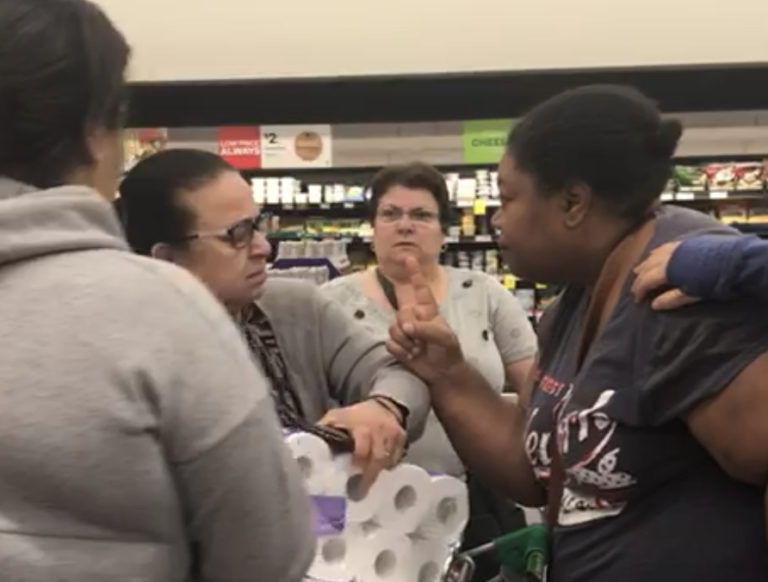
386, 256, 464, 384
632, 241, 700, 310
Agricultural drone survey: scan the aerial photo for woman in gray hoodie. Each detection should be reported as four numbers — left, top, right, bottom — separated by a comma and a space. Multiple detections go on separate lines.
0, 1, 314, 581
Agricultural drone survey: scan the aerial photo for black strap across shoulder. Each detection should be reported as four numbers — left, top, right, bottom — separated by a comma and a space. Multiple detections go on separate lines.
376, 268, 400, 310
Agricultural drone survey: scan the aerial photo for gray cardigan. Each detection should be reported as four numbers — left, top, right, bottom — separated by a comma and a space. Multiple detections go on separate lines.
257, 278, 430, 438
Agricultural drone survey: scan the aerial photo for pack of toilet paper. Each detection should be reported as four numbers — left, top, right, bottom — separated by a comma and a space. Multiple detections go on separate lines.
284, 431, 469, 582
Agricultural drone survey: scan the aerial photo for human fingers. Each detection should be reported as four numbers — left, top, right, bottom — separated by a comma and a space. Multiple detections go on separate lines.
651, 289, 700, 311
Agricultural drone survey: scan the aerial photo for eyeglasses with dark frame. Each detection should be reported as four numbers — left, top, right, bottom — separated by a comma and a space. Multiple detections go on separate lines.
182, 215, 267, 249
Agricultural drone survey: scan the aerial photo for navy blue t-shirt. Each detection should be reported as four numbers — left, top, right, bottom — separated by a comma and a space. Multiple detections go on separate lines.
526, 206, 768, 582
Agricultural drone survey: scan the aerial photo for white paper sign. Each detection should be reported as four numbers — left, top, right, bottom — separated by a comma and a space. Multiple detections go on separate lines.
260, 125, 332, 168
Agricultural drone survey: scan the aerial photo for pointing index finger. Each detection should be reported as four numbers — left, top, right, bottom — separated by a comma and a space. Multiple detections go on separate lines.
404, 256, 438, 320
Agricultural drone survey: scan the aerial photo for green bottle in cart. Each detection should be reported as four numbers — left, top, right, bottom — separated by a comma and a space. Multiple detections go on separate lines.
493, 524, 548, 581
447, 523, 549, 582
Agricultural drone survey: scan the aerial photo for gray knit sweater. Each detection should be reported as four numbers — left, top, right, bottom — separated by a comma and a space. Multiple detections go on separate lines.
256, 278, 430, 438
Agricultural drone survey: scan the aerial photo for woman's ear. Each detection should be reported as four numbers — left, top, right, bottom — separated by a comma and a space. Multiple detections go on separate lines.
150, 242, 175, 263
560, 181, 593, 229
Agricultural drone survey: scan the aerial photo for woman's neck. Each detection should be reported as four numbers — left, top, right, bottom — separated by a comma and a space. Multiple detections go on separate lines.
378, 259, 441, 286
230, 305, 244, 322
579, 213, 655, 292
229, 300, 253, 323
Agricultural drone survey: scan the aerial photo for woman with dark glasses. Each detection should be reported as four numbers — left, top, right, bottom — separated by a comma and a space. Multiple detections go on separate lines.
117, 149, 430, 488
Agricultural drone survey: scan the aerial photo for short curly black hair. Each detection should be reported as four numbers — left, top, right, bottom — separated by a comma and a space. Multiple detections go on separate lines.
507, 84, 682, 220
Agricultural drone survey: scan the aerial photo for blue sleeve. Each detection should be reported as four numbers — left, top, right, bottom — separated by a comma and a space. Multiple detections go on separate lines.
667, 234, 768, 301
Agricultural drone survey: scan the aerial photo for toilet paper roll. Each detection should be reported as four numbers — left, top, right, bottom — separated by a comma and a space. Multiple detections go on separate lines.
327, 455, 388, 523
414, 475, 469, 543
346, 528, 411, 582
405, 537, 452, 582
307, 533, 354, 582
373, 464, 432, 535
284, 432, 333, 495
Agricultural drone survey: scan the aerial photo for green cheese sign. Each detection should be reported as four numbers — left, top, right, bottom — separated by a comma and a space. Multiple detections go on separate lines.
462, 119, 514, 164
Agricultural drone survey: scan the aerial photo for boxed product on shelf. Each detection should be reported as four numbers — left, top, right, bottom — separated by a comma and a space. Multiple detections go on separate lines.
456, 178, 477, 206
345, 186, 365, 202
705, 163, 738, 191
276, 240, 306, 258
764, 159, 768, 190
444, 173, 460, 202
475, 169, 492, 198
274, 239, 351, 270
280, 181, 297, 205
269, 265, 332, 285
333, 184, 346, 203
266, 178, 282, 204
460, 210, 476, 237
490, 171, 500, 199
251, 177, 266, 203
735, 162, 764, 191
308, 184, 323, 204
323, 185, 335, 204
674, 165, 707, 191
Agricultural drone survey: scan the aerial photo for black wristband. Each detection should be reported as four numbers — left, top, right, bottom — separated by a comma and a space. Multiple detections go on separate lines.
368, 395, 409, 429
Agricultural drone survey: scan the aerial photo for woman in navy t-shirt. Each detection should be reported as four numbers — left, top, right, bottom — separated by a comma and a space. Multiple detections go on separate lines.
386, 85, 768, 582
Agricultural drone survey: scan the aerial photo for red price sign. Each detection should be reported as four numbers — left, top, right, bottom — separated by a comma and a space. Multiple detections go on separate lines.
218, 126, 261, 169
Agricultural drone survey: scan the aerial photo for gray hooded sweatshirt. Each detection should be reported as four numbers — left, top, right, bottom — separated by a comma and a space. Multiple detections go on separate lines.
0, 178, 315, 582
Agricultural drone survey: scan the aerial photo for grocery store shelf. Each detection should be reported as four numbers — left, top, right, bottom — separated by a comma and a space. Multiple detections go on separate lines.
262, 192, 767, 216
261, 202, 367, 217
661, 190, 767, 202
263, 196, 760, 215
247, 163, 497, 177
267, 224, 767, 244
267, 233, 498, 246
261, 199, 500, 214
268, 233, 367, 242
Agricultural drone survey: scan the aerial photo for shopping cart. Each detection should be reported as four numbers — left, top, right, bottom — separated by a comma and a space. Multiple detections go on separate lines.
440, 524, 549, 582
